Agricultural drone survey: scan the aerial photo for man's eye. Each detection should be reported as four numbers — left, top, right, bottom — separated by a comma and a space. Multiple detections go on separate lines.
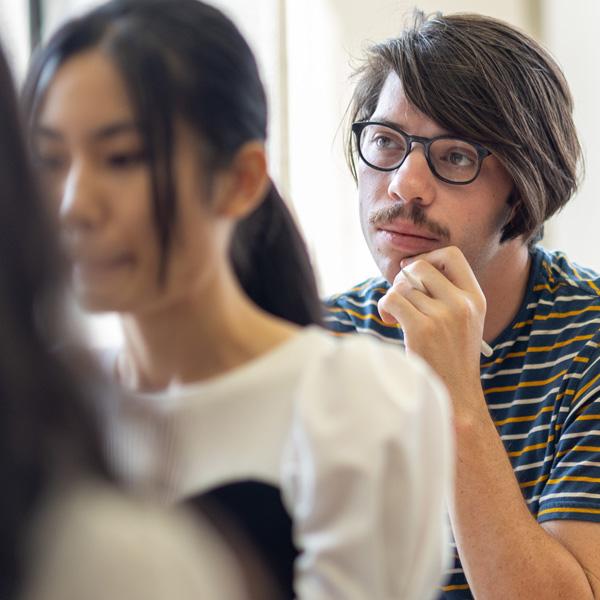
374, 135, 391, 147
373, 135, 402, 150
446, 151, 475, 167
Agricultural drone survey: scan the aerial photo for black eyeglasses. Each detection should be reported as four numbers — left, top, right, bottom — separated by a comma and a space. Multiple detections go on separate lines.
352, 121, 491, 185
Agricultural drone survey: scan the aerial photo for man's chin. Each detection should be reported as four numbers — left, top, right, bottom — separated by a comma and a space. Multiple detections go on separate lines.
376, 243, 458, 285
376, 258, 403, 286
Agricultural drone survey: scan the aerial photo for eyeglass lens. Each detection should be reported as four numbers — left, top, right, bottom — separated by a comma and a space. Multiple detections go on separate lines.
359, 123, 481, 183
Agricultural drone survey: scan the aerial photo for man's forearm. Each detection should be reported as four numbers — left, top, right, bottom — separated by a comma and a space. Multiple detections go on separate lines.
451, 409, 595, 600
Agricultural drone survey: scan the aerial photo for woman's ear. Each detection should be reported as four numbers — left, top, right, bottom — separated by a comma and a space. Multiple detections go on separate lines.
215, 141, 269, 218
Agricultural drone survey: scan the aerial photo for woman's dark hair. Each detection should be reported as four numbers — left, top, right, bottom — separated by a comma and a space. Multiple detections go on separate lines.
347, 10, 582, 245
0, 43, 108, 597
24, 0, 322, 326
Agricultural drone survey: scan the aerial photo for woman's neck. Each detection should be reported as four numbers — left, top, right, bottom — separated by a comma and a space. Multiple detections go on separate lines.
116, 267, 300, 392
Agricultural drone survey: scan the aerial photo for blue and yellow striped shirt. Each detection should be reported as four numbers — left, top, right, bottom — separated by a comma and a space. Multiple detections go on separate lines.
324, 246, 600, 599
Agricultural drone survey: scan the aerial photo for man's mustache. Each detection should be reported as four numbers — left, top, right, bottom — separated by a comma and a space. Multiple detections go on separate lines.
368, 203, 450, 241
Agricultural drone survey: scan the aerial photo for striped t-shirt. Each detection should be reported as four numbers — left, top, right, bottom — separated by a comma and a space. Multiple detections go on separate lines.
324, 245, 600, 599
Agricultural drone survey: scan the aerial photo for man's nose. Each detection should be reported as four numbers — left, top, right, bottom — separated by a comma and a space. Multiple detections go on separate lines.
387, 144, 436, 207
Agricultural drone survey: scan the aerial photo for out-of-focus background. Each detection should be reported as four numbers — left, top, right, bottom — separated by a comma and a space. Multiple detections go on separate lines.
5, 0, 598, 344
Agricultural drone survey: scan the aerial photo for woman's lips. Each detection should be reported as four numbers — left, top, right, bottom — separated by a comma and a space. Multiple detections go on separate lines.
72, 256, 133, 282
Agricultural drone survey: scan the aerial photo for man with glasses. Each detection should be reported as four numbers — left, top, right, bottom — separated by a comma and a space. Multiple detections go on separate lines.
326, 11, 600, 600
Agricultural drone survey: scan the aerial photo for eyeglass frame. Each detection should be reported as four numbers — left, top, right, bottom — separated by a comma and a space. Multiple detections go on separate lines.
351, 120, 492, 185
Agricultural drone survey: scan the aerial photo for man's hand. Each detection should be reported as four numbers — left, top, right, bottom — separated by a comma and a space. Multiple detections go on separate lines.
377, 245, 487, 417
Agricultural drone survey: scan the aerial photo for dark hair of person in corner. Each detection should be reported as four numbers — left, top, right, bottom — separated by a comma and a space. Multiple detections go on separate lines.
0, 44, 110, 599
23, 0, 322, 327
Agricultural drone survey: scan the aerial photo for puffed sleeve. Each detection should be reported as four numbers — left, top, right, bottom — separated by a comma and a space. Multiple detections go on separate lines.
281, 335, 453, 600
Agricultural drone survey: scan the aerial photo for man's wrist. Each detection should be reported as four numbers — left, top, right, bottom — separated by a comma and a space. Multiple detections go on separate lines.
452, 395, 496, 441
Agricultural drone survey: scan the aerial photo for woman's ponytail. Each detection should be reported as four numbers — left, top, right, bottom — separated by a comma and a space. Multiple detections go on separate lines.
231, 183, 322, 327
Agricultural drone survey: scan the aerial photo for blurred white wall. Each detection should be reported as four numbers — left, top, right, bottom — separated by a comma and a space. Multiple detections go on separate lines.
541, 0, 600, 271
0, 2, 29, 80
42, 0, 103, 29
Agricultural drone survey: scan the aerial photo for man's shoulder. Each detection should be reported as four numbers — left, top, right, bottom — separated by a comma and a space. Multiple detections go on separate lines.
504, 246, 600, 364
533, 246, 600, 303
526, 248, 600, 341
323, 277, 403, 342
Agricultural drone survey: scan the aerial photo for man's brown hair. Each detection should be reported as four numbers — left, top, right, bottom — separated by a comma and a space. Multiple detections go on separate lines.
347, 11, 582, 244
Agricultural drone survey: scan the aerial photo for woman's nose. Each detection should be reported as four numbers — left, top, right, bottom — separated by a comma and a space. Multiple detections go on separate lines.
59, 161, 106, 232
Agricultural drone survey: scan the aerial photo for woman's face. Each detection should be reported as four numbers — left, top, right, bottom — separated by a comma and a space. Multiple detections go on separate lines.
34, 50, 230, 315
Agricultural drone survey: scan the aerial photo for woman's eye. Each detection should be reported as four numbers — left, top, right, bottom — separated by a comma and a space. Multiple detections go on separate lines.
107, 151, 147, 168
34, 154, 67, 171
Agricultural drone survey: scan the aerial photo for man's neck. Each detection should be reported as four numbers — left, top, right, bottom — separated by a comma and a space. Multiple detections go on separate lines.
479, 240, 532, 344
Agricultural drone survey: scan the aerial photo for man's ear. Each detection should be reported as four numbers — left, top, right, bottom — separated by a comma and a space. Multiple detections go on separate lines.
214, 141, 270, 218
502, 187, 519, 225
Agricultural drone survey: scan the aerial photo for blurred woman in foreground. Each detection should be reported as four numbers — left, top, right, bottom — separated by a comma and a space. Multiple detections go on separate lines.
0, 37, 247, 600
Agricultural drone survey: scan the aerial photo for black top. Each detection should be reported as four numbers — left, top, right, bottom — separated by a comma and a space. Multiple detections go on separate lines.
186, 480, 298, 599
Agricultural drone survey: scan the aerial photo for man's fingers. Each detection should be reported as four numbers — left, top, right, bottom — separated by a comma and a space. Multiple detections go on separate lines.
401, 260, 455, 303
402, 246, 481, 295
378, 287, 429, 325
378, 302, 397, 325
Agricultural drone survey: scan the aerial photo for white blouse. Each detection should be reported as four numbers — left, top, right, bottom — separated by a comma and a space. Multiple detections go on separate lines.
106, 326, 453, 599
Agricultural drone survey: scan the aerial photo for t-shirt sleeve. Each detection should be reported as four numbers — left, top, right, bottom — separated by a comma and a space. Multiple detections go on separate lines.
281, 336, 453, 600
538, 351, 600, 523
323, 294, 359, 334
